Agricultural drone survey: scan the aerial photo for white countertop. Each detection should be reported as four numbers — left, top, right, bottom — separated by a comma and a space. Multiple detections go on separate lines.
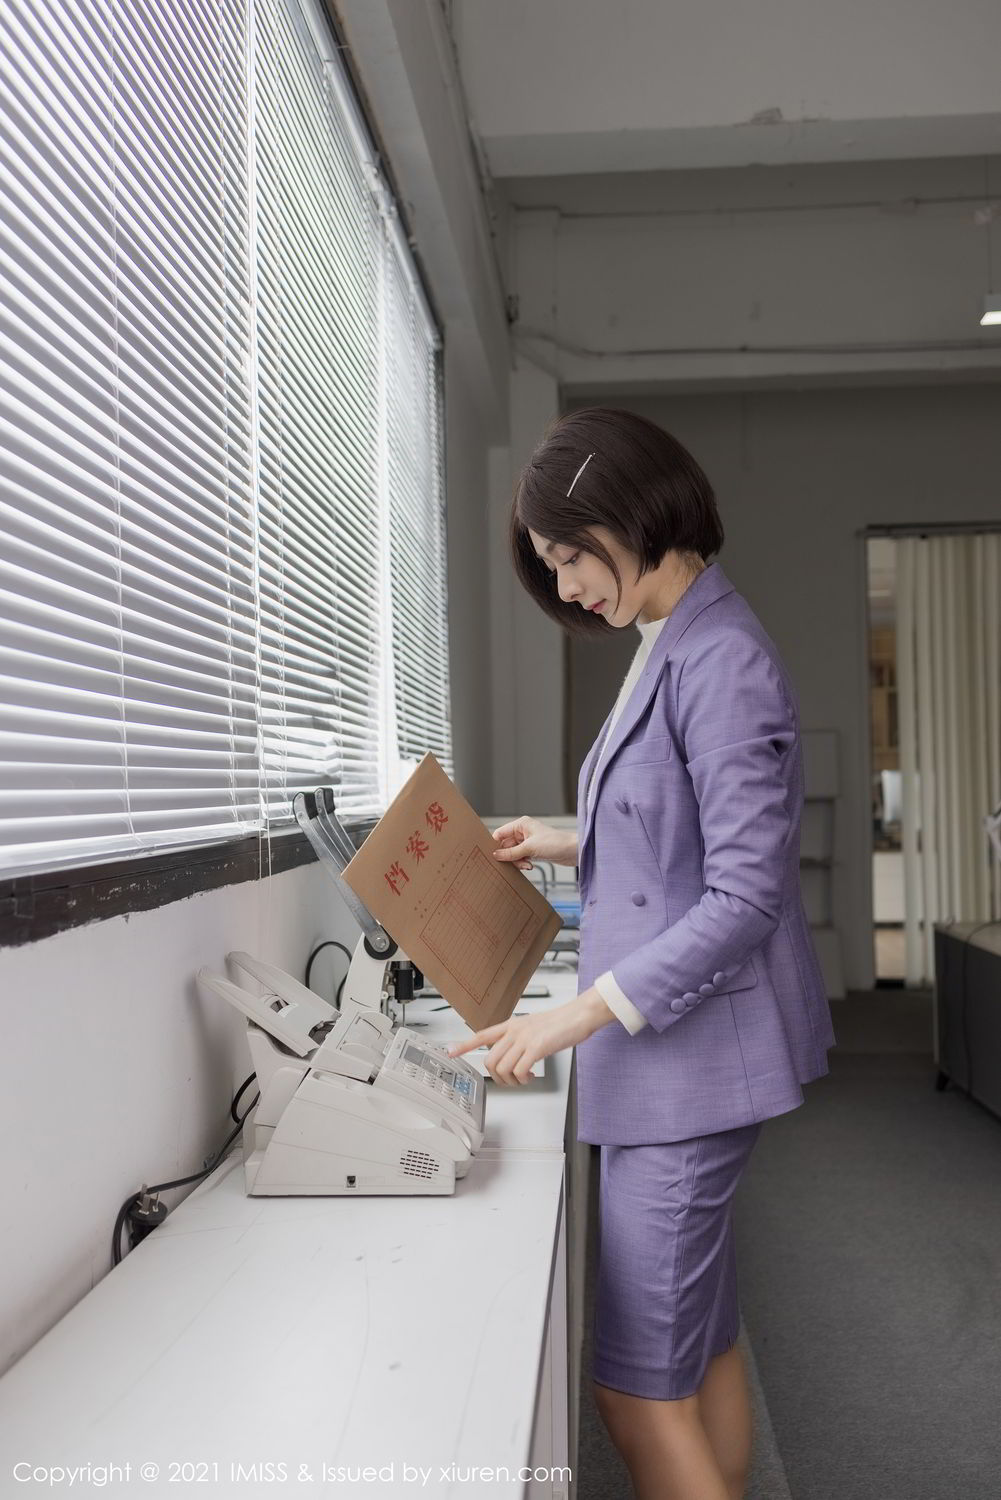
0, 968, 582, 1499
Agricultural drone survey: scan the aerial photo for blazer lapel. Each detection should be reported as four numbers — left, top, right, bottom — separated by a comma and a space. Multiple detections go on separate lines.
577, 561, 736, 885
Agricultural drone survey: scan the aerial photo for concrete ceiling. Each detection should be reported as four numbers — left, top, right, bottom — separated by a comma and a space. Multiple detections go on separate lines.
447, 0, 1001, 180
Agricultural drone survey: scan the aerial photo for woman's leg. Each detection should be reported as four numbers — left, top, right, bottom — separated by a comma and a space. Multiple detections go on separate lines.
592, 1381, 732, 1500
695, 1343, 753, 1500
591, 1126, 761, 1498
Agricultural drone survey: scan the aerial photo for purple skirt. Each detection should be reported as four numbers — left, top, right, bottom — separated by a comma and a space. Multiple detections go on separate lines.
592, 1120, 762, 1400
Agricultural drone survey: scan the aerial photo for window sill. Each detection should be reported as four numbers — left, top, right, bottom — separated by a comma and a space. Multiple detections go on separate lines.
0, 818, 379, 950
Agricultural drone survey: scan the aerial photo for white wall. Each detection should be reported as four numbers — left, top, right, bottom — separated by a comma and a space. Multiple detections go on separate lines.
0, 863, 334, 1371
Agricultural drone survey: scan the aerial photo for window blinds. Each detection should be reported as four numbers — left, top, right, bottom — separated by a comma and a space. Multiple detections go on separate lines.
382, 217, 452, 793
0, 0, 451, 880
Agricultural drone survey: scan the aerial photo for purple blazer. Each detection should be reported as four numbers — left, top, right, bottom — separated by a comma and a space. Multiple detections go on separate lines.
574, 560, 836, 1144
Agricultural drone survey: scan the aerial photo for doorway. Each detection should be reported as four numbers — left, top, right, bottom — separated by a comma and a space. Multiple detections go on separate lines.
865, 527, 1001, 987
866, 538, 904, 982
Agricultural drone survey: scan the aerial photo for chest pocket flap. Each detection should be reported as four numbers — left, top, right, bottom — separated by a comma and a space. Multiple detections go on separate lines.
611, 730, 674, 767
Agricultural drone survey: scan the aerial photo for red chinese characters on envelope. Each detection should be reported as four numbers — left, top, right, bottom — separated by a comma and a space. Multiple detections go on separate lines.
384, 801, 449, 892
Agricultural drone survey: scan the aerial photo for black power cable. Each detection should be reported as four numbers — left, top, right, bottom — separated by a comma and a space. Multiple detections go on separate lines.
304, 939, 353, 1005
111, 941, 353, 1269
111, 1073, 259, 1269
230, 1071, 258, 1124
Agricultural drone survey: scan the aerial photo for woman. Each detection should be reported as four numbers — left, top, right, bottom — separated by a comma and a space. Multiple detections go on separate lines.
449, 407, 835, 1500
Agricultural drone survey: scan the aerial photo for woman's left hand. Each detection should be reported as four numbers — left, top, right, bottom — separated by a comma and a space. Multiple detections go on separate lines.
446, 989, 616, 1085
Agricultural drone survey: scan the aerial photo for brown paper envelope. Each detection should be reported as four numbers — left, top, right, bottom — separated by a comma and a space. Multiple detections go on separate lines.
341, 752, 563, 1032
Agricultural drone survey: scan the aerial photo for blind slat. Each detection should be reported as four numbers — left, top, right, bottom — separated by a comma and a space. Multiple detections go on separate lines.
0, 0, 450, 879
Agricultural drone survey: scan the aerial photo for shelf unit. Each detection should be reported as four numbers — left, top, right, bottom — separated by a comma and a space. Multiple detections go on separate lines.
800, 730, 845, 999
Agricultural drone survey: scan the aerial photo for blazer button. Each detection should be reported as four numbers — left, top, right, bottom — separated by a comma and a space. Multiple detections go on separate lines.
698, 982, 714, 996
682, 991, 699, 1004
670, 998, 687, 1014
614, 797, 629, 813
631, 891, 646, 905
712, 971, 726, 986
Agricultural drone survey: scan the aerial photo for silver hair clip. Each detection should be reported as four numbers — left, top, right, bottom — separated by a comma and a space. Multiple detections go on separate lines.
566, 452, 595, 497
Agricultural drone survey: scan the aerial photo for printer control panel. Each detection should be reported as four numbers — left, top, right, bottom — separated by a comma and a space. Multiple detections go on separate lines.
377, 1030, 486, 1146
401, 1039, 478, 1114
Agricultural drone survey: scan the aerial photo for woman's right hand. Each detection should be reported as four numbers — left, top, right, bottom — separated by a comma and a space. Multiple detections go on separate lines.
490, 816, 577, 870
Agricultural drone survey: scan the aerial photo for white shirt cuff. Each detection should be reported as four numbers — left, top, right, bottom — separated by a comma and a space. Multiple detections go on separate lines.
593, 970, 648, 1035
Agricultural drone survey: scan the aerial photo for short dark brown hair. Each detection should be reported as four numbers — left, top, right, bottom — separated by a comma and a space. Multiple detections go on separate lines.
510, 406, 725, 636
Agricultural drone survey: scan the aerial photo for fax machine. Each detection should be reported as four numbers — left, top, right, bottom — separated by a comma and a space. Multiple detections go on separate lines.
196, 789, 486, 1197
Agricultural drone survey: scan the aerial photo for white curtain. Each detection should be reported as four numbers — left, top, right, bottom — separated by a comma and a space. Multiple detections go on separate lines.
896, 533, 1001, 985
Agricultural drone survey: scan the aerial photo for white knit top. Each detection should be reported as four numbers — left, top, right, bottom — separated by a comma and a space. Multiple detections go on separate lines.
585, 613, 668, 1037
585, 614, 667, 820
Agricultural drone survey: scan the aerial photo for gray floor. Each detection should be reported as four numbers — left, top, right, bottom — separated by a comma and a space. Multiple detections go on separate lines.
577, 987, 1001, 1498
